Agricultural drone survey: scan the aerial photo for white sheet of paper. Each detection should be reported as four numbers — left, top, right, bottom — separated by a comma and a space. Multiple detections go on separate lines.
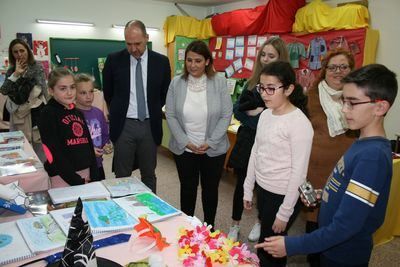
225, 49, 234, 60
233, 58, 243, 71
247, 47, 257, 57
178, 49, 185, 61
244, 58, 254, 71
235, 47, 244, 58
257, 36, 267, 47
227, 38, 235, 49
226, 78, 237, 95
225, 65, 235, 78
248, 35, 257, 46
235, 36, 244, 47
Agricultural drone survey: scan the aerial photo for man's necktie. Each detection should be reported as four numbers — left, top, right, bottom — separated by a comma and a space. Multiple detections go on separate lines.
136, 57, 146, 121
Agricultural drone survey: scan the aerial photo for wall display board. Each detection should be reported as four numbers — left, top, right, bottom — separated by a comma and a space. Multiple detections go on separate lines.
209, 28, 373, 80
49, 38, 152, 89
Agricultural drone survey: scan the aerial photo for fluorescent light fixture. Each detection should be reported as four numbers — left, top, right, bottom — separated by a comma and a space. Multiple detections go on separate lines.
112, 24, 160, 32
36, 19, 94, 27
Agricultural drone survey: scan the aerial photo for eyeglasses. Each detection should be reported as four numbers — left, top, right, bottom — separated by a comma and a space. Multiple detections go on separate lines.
326, 64, 350, 72
256, 84, 285, 95
342, 99, 383, 110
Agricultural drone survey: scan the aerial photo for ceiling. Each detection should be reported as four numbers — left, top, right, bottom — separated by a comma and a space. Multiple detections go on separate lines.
154, 0, 245, 7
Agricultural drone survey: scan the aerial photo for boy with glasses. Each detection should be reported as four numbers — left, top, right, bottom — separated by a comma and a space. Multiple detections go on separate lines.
256, 64, 398, 267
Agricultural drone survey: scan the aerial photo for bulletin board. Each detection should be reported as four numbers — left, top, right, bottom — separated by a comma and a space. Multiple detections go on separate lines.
49, 38, 152, 89
209, 28, 369, 80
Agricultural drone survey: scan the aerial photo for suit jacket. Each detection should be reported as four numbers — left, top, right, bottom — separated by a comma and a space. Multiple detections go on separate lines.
103, 49, 171, 145
165, 74, 232, 157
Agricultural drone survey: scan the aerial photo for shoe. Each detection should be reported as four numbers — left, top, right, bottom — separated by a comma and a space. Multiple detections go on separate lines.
228, 225, 240, 242
248, 222, 261, 242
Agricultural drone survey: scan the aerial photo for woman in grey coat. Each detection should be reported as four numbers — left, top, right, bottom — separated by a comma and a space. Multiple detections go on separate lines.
165, 40, 232, 227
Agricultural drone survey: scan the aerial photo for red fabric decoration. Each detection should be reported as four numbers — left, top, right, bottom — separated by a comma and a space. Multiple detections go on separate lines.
211, 0, 305, 36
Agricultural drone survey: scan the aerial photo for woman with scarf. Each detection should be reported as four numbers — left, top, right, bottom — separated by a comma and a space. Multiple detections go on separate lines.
0, 39, 48, 142
306, 49, 358, 267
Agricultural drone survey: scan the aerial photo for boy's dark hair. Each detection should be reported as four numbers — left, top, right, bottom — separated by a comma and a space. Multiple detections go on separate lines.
342, 64, 398, 106
261, 61, 309, 117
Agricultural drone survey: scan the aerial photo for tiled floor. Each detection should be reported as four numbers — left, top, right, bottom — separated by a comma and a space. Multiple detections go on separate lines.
102, 147, 400, 266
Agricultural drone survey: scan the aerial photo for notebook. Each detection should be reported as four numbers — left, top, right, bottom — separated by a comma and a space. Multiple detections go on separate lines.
0, 221, 34, 265
0, 131, 25, 144
16, 214, 67, 253
0, 149, 37, 177
113, 192, 181, 223
82, 200, 138, 233
50, 207, 102, 237
49, 207, 76, 235
48, 181, 111, 204
101, 177, 151, 197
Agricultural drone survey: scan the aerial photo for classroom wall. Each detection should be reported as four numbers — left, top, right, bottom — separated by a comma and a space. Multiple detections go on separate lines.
1, 0, 398, 138
0, 0, 207, 57
210, 0, 400, 140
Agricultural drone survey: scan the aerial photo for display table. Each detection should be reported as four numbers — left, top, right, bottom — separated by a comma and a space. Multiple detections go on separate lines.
0, 137, 49, 192
4, 214, 193, 267
373, 159, 400, 246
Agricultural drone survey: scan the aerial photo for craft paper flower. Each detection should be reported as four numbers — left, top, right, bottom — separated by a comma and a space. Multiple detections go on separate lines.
132, 217, 170, 251
177, 223, 259, 266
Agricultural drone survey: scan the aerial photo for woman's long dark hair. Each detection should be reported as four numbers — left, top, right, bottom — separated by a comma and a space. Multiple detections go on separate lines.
8, 38, 35, 66
260, 61, 309, 117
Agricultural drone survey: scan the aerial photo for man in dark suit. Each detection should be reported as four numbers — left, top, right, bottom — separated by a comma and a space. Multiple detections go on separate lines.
103, 20, 171, 193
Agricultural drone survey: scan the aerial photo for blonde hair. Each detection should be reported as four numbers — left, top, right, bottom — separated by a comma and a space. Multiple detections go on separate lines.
75, 73, 95, 86
247, 37, 289, 90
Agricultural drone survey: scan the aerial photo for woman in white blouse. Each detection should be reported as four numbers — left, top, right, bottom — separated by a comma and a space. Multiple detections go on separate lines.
165, 40, 232, 227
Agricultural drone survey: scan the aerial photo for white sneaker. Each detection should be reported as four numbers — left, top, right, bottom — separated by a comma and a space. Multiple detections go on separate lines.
248, 222, 261, 242
228, 225, 240, 242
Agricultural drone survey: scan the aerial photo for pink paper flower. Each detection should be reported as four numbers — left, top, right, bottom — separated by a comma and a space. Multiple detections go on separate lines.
177, 223, 259, 266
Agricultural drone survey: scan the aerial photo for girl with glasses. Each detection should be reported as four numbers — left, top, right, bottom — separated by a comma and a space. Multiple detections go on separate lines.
227, 37, 289, 243
243, 61, 313, 267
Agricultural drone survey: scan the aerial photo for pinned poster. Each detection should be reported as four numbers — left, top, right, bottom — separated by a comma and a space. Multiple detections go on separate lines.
233, 58, 243, 71
16, 33, 33, 49
215, 37, 223, 50
247, 47, 257, 57
226, 78, 237, 95
178, 49, 185, 61
225, 65, 235, 78
248, 35, 257, 46
33, 40, 48, 59
235, 47, 244, 58
226, 38, 235, 49
235, 36, 244, 47
218, 51, 223, 58
244, 58, 254, 71
225, 50, 234, 60
212, 51, 216, 59
257, 36, 267, 47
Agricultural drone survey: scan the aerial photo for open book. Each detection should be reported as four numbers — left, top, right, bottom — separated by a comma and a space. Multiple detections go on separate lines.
113, 192, 181, 223
0, 149, 37, 177
82, 200, 138, 233
48, 181, 111, 204
0, 221, 34, 265
16, 214, 67, 254
101, 176, 151, 197
0, 131, 25, 144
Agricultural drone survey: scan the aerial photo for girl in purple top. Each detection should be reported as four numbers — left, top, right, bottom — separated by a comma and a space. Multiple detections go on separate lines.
75, 73, 110, 180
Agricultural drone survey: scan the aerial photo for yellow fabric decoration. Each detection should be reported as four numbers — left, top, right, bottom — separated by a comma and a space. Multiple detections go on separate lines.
363, 29, 379, 65
293, 0, 369, 33
163, 16, 216, 46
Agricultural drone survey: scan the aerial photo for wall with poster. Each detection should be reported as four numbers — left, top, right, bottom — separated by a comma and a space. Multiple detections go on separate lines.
209, 28, 370, 82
